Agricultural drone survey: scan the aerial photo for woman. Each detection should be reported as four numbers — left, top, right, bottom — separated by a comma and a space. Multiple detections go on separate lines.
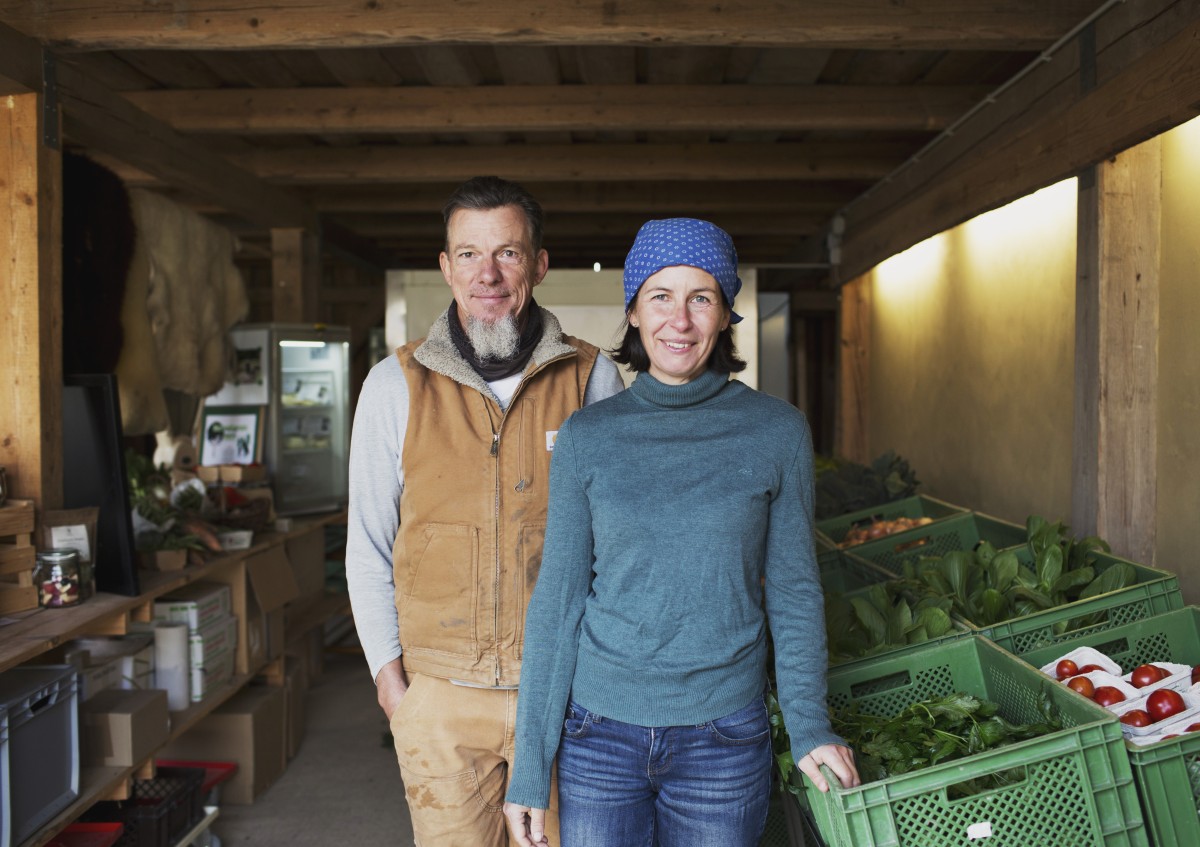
503, 218, 859, 847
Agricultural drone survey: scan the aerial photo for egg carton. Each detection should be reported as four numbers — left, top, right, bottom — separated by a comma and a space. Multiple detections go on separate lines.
1112, 684, 1200, 739
1038, 645, 1121, 680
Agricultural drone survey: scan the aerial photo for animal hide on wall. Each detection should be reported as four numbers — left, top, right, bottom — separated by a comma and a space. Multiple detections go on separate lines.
128, 188, 249, 404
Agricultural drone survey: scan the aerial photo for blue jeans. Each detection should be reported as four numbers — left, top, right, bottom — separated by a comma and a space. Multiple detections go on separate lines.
556, 696, 772, 847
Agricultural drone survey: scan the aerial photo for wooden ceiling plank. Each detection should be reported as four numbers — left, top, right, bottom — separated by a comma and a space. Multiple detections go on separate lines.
0, 1, 1100, 50
234, 141, 909, 183
838, 0, 1200, 281
494, 46, 571, 144
314, 48, 406, 86
0, 20, 41, 93
121, 84, 988, 134
53, 61, 315, 229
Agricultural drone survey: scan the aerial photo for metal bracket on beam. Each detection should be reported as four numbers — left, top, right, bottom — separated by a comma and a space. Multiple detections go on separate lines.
42, 50, 59, 149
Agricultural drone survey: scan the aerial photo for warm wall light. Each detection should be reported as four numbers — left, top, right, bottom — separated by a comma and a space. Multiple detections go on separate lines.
873, 232, 949, 304
961, 178, 1077, 258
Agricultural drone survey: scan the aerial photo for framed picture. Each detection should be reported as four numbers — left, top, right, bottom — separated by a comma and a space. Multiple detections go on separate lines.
199, 406, 264, 466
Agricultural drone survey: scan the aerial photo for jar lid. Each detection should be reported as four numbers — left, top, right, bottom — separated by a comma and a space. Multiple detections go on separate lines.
37, 549, 81, 563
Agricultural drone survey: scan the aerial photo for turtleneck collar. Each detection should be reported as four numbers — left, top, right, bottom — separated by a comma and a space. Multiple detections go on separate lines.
629, 368, 730, 408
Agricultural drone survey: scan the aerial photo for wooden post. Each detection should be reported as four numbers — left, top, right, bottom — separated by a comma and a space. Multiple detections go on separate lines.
1072, 141, 1161, 563
271, 228, 320, 323
0, 92, 63, 509
835, 276, 870, 463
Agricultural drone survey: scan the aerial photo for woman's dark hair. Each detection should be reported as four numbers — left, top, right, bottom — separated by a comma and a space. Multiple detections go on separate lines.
609, 317, 747, 375
442, 176, 544, 253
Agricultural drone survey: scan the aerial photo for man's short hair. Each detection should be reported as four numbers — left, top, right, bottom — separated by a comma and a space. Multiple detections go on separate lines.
442, 176, 544, 253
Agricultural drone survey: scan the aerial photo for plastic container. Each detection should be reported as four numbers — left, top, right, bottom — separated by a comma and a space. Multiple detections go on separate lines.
841, 510, 1026, 575
85, 766, 203, 847
0, 666, 80, 846
1021, 606, 1200, 847
46, 822, 124, 847
815, 494, 968, 548
154, 760, 237, 807
796, 636, 1146, 847
967, 550, 1183, 657
817, 550, 895, 595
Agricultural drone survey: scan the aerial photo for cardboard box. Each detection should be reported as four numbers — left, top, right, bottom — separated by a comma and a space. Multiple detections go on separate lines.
158, 684, 286, 805
139, 548, 188, 572
244, 545, 300, 668
220, 463, 267, 483
70, 655, 122, 702
195, 465, 221, 484
284, 655, 309, 760
189, 614, 237, 702
286, 527, 325, 601
155, 581, 232, 632
81, 688, 170, 767
66, 634, 155, 692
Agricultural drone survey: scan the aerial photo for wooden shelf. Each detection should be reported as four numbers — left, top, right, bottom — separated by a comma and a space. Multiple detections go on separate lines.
0, 511, 346, 675
2, 508, 350, 847
285, 590, 350, 643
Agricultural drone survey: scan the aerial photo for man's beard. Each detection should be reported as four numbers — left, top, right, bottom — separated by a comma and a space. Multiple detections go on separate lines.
465, 312, 520, 361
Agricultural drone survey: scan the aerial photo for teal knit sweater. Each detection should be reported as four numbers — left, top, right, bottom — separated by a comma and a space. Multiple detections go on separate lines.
505, 369, 843, 809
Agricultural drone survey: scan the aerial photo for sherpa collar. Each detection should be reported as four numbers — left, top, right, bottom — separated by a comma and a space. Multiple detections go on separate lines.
414, 305, 578, 397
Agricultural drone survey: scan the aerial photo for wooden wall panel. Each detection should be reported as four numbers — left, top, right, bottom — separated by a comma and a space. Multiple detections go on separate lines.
0, 93, 63, 508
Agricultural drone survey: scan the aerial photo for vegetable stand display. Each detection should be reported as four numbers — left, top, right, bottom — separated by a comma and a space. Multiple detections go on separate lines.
840, 510, 1026, 575
1022, 607, 1200, 847
787, 636, 1147, 847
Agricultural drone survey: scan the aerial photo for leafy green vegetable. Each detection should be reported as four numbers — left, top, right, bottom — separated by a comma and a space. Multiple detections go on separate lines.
891, 517, 1126, 629
815, 451, 919, 520
768, 688, 1062, 801
825, 581, 954, 664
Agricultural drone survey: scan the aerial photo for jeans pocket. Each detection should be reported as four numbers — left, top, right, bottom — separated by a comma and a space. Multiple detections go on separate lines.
707, 697, 770, 746
563, 700, 595, 739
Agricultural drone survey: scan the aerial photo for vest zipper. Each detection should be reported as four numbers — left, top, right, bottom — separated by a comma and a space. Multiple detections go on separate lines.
485, 351, 576, 687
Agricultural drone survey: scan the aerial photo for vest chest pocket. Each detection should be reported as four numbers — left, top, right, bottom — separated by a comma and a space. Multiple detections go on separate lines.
399, 523, 479, 658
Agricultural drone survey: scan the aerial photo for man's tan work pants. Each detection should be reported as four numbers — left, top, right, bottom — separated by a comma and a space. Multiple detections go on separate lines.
391, 673, 559, 847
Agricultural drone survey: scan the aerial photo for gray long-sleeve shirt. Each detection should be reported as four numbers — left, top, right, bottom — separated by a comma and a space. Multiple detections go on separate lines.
345, 341, 625, 681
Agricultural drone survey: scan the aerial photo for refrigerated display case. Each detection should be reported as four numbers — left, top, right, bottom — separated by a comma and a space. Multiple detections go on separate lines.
206, 323, 350, 515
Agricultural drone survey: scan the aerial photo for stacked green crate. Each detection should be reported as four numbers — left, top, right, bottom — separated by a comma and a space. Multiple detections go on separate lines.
815, 494, 968, 549
843, 510, 1026, 576
975, 549, 1182, 656
1022, 607, 1200, 847
792, 636, 1147, 847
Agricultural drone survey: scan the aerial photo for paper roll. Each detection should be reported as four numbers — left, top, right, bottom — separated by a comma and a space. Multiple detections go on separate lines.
154, 621, 191, 710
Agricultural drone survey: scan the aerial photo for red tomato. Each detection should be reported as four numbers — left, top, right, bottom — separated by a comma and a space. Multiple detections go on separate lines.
1121, 710, 1152, 727
1185, 723, 1200, 733
1066, 676, 1095, 699
1079, 664, 1105, 674
1093, 686, 1127, 707
1147, 689, 1187, 723
1055, 659, 1079, 680
1191, 665, 1200, 685
1131, 664, 1167, 689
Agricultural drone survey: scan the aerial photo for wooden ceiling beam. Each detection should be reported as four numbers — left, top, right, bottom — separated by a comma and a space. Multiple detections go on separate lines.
837, 0, 1200, 281
0, 0, 1100, 51
121, 84, 988, 135
233, 141, 909, 183
299, 181, 865, 214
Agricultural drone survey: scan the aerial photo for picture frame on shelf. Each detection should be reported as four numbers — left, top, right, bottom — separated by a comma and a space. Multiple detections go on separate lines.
198, 406, 264, 467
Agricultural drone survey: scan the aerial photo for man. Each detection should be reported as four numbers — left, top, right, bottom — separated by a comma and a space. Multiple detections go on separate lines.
346, 175, 625, 846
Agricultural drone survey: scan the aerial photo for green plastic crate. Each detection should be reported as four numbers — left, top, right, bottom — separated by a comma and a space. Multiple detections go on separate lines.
966, 550, 1183, 657
818, 550, 897, 596
843, 511, 1027, 576
1021, 607, 1200, 847
815, 495, 968, 548
796, 636, 1147, 847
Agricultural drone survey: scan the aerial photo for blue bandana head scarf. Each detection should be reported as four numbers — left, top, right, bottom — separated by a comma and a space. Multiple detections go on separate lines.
622, 218, 743, 324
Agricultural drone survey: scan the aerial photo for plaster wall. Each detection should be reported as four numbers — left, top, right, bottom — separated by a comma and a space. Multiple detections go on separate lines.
1156, 116, 1200, 599
865, 180, 1078, 525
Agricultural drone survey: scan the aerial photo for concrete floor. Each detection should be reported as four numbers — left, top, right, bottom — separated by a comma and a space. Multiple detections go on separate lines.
214, 647, 414, 846
211, 646, 796, 847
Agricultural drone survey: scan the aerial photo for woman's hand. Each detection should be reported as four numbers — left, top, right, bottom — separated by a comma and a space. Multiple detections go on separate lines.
503, 801, 549, 847
798, 743, 860, 792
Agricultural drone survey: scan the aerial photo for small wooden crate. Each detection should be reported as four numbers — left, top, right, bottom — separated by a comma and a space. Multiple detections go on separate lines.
0, 498, 39, 613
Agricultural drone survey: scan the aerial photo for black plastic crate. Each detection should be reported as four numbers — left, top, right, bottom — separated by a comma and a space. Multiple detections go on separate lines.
84, 767, 205, 847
